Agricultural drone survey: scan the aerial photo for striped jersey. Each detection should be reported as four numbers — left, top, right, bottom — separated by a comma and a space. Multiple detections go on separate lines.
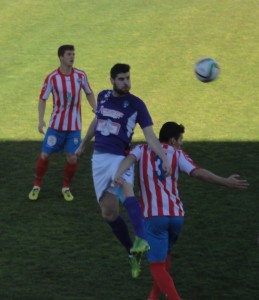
130, 143, 198, 218
39, 68, 93, 131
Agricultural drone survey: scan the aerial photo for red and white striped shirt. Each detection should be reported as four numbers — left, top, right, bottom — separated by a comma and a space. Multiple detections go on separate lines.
130, 143, 198, 218
39, 68, 93, 131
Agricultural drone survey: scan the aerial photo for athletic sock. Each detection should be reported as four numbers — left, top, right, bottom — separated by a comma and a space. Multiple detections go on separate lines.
63, 161, 77, 188
107, 215, 133, 254
123, 196, 145, 240
165, 252, 172, 270
148, 282, 160, 300
34, 156, 49, 187
148, 253, 172, 299
150, 262, 181, 300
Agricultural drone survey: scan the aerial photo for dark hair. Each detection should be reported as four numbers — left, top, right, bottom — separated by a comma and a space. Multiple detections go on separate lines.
110, 63, 130, 79
58, 45, 75, 57
159, 122, 185, 142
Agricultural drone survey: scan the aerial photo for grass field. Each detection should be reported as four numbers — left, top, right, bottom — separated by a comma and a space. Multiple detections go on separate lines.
0, 1, 258, 299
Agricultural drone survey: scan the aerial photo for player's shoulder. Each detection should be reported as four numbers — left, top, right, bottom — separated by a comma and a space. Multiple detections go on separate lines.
44, 69, 59, 81
127, 93, 143, 102
132, 143, 146, 150
73, 67, 87, 76
179, 149, 193, 162
130, 143, 146, 158
98, 89, 112, 98
126, 93, 147, 111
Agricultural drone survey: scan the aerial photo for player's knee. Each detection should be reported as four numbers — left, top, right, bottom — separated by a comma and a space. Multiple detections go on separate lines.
101, 208, 118, 222
66, 154, 77, 164
101, 211, 118, 222
41, 152, 50, 160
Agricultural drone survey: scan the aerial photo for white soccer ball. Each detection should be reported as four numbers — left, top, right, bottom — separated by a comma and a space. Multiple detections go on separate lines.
194, 57, 220, 83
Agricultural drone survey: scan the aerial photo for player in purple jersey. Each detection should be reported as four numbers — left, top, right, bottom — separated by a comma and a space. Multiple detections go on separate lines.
77, 63, 171, 278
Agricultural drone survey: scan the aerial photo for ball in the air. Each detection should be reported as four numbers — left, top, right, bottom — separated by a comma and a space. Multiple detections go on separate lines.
194, 57, 220, 83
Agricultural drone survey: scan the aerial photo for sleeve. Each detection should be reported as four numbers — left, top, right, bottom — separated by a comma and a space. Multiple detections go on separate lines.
130, 144, 143, 161
136, 99, 153, 129
178, 150, 199, 175
82, 72, 93, 95
39, 75, 52, 100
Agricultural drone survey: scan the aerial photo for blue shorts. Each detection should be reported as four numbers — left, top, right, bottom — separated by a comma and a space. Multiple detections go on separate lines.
144, 216, 184, 263
42, 128, 81, 154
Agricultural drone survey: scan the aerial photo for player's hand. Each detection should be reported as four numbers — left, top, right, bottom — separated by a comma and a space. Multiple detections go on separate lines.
75, 143, 86, 157
162, 159, 172, 177
226, 174, 249, 189
38, 120, 46, 134
112, 175, 125, 187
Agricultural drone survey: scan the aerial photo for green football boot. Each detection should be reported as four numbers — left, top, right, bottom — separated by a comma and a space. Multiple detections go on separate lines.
129, 255, 141, 279
130, 236, 150, 254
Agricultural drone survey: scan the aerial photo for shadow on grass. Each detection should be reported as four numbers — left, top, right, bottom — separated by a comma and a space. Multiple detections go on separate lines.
0, 141, 258, 300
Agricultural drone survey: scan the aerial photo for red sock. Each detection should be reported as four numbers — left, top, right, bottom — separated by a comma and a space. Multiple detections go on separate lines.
148, 282, 160, 300
165, 252, 172, 270
63, 161, 77, 188
148, 252, 172, 300
150, 262, 181, 300
34, 156, 49, 187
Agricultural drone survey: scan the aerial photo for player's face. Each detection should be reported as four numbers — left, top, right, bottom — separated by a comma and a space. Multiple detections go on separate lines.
60, 50, 75, 67
175, 134, 183, 149
111, 72, 131, 96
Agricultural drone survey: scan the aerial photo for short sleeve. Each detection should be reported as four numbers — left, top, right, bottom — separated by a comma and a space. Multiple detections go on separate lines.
39, 75, 52, 100
178, 150, 199, 175
130, 144, 143, 161
82, 72, 93, 95
135, 99, 153, 129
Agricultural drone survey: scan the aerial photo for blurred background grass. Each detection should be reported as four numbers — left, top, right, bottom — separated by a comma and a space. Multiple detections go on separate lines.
1, 0, 258, 141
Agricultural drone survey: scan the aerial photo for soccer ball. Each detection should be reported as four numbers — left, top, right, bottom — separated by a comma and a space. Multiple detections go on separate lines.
194, 57, 220, 83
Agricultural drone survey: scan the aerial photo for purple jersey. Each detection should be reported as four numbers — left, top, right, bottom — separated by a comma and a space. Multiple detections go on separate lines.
94, 90, 153, 155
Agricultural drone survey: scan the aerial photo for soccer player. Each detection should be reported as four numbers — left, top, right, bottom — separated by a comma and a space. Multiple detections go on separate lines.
28, 45, 96, 201
113, 121, 249, 300
76, 63, 171, 278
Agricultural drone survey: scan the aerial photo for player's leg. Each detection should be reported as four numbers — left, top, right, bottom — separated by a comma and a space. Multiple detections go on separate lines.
92, 153, 140, 277
120, 181, 150, 253
99, 191, 133, 252
92, 154, 134, 254
28, 128, 61, 200
145, 217, 182, 300
62, 131, 81, 201
99, 191, 140, 278
112, 161, 149, 254
28, 152, 50, 200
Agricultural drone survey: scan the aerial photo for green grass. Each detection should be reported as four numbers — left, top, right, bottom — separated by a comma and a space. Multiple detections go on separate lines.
0, 141, 258, 300
0, 0, 258, 299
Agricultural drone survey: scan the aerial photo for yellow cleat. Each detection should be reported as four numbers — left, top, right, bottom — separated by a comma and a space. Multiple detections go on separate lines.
28, 187, 40, 200
62, 188, 74, 201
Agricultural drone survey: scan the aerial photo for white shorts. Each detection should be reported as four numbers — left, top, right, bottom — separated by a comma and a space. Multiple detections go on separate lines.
92, 152, 134, 202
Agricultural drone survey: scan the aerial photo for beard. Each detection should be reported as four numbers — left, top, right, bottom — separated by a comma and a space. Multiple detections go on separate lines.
113, 83, 130, 95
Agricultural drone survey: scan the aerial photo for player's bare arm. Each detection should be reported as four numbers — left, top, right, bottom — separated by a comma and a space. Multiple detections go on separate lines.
191, 168, 249, 190
38, 99, 46, 134
86, 92, 97, 113
113, 154, 137, 186
142, 126, 171, 176
76, 117, 97, 157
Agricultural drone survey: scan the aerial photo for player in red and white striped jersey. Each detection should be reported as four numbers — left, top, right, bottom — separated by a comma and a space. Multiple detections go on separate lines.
134, 143, 198, 218
28, 45, 96, 201
114, 121, 248, 300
